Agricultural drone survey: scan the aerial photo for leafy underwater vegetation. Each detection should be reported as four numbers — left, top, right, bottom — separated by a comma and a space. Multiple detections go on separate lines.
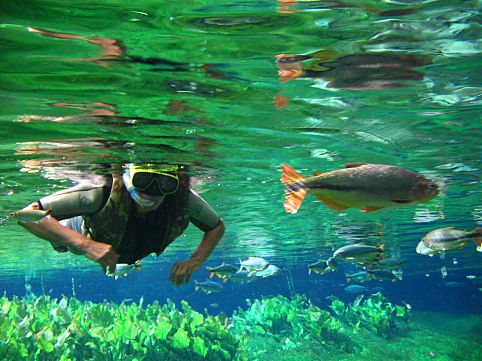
329, 292, 409, 338
1, 292, 479, 361
231, 294, 357, 352
0, 293, 240, 361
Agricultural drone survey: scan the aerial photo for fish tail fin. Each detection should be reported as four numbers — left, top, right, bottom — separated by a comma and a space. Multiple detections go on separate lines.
209, 272, 214, 279
473, 228, 482, 251
393, 269, 403, 281
308, 268, 312, 275
281, 163, 308, 214
281, 163, 305, 184
345, 273, 351, 282
379, 244, 385, 259
194, 280, 199, 291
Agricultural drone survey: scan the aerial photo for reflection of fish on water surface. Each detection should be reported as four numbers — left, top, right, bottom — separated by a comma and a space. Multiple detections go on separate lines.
281, 162, 439, 214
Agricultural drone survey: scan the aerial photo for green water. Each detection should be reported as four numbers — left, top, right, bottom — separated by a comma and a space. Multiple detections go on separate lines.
0, 1, 481, 360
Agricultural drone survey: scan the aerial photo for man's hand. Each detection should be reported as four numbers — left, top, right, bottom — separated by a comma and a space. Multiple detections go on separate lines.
169, 258, 203, 287
82, 240, 119, 274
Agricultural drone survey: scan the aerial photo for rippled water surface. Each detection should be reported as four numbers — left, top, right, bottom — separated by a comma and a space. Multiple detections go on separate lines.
0, 1, 481, 359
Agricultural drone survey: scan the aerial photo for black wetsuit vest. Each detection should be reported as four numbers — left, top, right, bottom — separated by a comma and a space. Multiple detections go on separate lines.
82, 175, 190, 264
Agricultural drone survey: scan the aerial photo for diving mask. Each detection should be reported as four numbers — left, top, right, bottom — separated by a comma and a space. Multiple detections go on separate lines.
128, 163, 179, 196
122, 172, 165, 209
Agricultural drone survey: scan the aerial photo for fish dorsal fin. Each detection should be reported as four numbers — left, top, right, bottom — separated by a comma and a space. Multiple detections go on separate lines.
314, 171, 322, 176
439, 227, 455, 231
344, 162, 368, 168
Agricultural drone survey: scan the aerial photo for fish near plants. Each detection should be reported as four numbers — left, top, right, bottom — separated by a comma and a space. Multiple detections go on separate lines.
194, 279, 223, 294
280, 162, 438, 213
344, 285, 369, 294
422, 227, 482, 252
367, 269, 403, 282
345, 271, 371, 283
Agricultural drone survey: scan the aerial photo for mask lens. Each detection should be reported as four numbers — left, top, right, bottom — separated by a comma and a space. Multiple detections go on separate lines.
131, 172, 178, 196
132, 172, 156, 190
160, 176, 178, 194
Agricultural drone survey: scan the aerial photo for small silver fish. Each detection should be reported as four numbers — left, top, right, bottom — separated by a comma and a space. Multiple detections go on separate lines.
107, 261, 141, 279
227, 269, 253, 283
194, 279, 223, 294
239, 257, 269, 273
422, 227, 482, 252
345, 271, 371, 283
344, 285, 369, 294
416, 241, 440, 256
440, 266, 448, 279
308, 257, 337, 275
206, 263, 239, 279
252, 264, 281, 278
333, 244, 384, 264
367, 269, 403, 282
9, 209, 51, 222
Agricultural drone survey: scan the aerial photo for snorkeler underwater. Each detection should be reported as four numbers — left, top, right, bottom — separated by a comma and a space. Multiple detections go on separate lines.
1, 0, 481, 360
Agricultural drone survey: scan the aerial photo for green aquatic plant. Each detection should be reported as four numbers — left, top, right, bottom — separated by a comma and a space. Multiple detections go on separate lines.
231, 294, 356, 352
329, 292, 409, 338
0, 294, 241, 361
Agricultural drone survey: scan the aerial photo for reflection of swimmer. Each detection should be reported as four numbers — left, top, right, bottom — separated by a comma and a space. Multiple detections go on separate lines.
276, 51, 430, 90
16, 163, 225, 287
28, 27, 125, 66
28, 27, 228, 78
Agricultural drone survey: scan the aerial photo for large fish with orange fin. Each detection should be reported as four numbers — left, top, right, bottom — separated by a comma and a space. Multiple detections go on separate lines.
281, 162, 438, 213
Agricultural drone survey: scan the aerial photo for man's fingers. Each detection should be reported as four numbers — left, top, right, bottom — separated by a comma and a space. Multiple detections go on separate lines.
169, 261, 197, 286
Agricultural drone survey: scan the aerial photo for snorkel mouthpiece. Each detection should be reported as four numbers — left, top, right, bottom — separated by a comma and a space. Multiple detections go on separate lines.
122, 171, 164, 208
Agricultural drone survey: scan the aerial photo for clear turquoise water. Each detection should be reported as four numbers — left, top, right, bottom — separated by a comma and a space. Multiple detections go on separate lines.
0, 1, 480, 360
